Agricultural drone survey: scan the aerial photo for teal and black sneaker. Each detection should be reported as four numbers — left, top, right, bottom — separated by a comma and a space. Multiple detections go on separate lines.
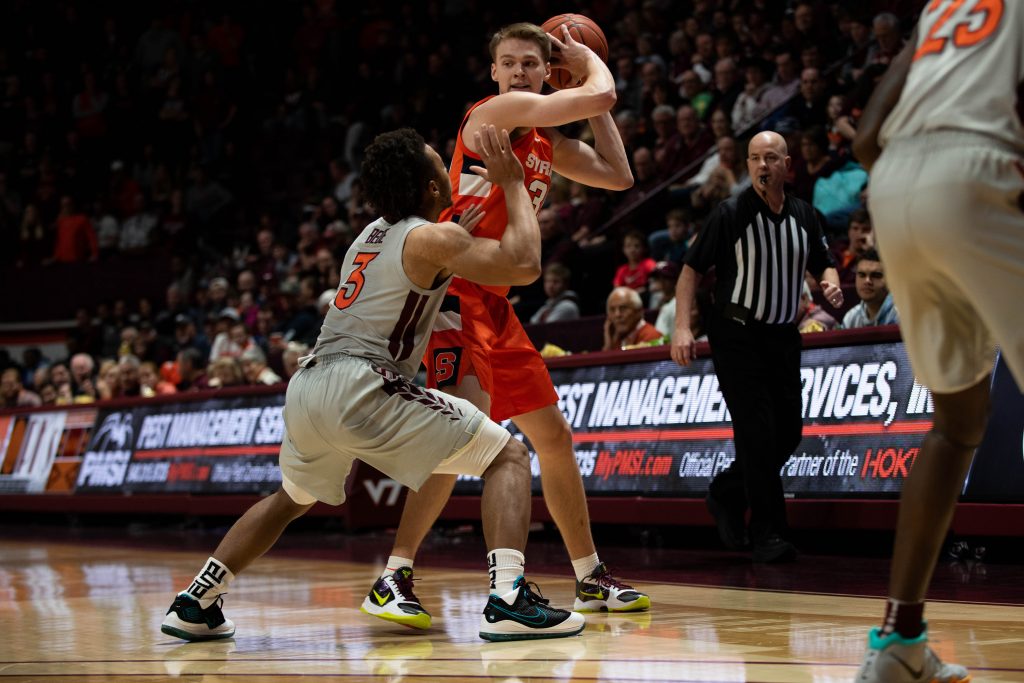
359, 567, 431, 630
479, 577, 584, 642
574, 563, 651, 612
161, 593, 235, 641
855, 626, 971, 682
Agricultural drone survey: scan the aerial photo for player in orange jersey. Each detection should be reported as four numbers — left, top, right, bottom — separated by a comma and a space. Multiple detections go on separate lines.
360, 22, 649, 630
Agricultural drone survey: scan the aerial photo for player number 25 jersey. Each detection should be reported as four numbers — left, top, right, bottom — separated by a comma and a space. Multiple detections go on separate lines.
880, 0, 1024, 152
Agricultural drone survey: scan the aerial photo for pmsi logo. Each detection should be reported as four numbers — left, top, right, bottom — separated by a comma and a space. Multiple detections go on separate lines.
92, 412, 134, 451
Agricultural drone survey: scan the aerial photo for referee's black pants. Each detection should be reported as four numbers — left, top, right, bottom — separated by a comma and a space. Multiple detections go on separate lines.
707, 315, 803, 543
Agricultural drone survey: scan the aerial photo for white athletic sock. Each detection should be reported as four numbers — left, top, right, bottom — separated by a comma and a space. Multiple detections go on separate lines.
382, 555, 415, 578
571, 553, 601, 582
183, 556, 235, 609
487, 548, 525, 603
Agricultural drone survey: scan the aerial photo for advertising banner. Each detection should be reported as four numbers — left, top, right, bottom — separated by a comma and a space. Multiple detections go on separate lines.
76, 394, 285, 494
964, 354, 1024, 502
455, 342, 937, 498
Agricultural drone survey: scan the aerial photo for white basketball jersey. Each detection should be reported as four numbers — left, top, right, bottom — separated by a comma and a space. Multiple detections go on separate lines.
880, 0, 1024, 152
311, 216, 451, 378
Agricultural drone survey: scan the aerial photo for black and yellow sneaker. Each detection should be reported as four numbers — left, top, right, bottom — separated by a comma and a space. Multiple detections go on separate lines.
479, 577, 585, 642
359, 567, 432, 630
573, 563, 651, 612
161, 593, 235, 641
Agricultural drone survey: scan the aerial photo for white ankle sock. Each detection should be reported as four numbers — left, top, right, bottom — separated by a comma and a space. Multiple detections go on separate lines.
487, 548, 525, 603
184, 556, 235, 608
382, 555, 415, 578
571, 553, 601, 581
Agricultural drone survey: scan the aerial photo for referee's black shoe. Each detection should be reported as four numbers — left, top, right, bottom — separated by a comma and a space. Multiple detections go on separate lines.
752, 534, 798, 563
706, 492, 749, 551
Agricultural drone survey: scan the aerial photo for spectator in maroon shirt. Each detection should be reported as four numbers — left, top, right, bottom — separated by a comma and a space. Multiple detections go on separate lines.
658, 105, 713, 179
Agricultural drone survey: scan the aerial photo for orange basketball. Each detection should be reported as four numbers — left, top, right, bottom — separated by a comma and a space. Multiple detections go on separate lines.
541, 13, 608, 90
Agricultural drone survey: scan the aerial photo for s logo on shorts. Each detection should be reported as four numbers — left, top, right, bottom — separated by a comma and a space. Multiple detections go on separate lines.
433, 348, 462, 388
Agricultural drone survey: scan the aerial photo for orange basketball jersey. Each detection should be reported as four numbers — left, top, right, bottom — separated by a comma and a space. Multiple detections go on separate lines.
441, 96, 554, 296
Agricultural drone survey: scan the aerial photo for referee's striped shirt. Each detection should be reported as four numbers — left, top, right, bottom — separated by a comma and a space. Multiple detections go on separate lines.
685, 186, 834, 325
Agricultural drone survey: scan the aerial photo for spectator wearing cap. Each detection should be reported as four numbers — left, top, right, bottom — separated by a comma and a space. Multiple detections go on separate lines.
209, 311, 251, 362
172, 313, 210, 357
205, 277, 230, 315
240, 346, 282, 385
604, 287, 662, 351
530, 263, 580, 324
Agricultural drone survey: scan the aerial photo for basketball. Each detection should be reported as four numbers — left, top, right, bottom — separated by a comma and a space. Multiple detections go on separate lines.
540, 13, 608, 89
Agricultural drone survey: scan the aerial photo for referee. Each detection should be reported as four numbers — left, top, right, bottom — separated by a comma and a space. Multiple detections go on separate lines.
671, 131, 844, 563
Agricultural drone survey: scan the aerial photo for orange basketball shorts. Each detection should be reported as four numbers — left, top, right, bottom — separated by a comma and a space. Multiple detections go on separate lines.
424, 281, 558, 422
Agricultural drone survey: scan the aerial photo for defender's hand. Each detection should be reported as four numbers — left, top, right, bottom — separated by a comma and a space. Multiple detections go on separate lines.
468, 125, 524, 187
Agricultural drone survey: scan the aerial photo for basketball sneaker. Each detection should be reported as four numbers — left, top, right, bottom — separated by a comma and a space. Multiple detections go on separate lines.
161, 593, 235, 641
360, 567, 431, 630
479, 577, 585, 642
573, 563, 651, 612
855, 626, 971, 683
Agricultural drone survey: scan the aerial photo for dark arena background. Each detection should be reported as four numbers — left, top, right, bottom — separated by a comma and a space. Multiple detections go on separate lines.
1, 1, 1022, 681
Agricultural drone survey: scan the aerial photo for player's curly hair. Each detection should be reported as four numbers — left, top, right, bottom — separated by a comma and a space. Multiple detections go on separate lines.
361, 128, 436, 222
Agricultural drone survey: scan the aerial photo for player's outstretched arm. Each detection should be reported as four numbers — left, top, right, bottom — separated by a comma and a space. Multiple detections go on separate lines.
466, 26, 616, 142
413, 127, 541, 287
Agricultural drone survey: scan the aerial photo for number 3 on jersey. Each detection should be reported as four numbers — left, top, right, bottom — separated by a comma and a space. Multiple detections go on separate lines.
334, 251, 379, 310
528, 179, 549, 212
915, 0, 1003, 61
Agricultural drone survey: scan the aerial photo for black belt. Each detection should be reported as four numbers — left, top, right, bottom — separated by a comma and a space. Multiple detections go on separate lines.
720, 302, 753, 325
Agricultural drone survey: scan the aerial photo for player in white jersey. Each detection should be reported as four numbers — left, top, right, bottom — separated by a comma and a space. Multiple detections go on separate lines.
853, 2, 1024, 681
160, 126, 585, 643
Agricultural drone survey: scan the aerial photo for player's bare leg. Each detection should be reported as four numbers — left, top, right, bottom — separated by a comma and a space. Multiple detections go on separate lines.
479, 439, 531, 551
212, 488, 315, 573
856, 376, 988, 682
512, 405, 593, 560
391, 474, 457, 559
514, 404, 650, 612
888, 376, 990, 604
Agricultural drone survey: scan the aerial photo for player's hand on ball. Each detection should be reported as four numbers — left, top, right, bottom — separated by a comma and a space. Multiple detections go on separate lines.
549, 26, 593, 87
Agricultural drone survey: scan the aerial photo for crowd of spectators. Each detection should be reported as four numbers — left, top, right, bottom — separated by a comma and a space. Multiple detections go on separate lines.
1, 0, 915, 405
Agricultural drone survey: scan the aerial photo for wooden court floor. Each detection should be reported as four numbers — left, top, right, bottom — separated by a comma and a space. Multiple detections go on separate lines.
1, 539, 1023, 682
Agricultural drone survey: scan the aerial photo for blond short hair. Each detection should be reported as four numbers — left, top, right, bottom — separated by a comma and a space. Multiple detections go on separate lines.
489, 22, 551, 63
